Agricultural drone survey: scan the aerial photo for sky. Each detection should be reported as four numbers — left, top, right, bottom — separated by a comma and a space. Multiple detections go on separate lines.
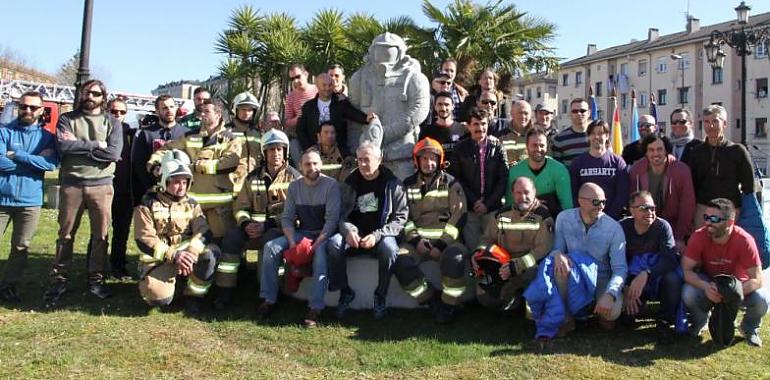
2, 0, 769, 95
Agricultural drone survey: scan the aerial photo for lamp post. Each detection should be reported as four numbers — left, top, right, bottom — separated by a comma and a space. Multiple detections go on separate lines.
670, 54, 686, 107
73, 0, 93, 108
704, 1, 770, 147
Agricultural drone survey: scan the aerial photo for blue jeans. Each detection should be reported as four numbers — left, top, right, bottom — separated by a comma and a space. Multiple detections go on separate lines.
260, 232, 328, 310
682, 282, 770, 335
327, 234, 398, 298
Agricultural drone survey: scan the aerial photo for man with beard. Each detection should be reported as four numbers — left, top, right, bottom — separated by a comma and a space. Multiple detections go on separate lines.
393, 138, 468, 324
569, 120, 629, 220
499, 100, 533, 167
506, 128, 572, 216
620, 191, 682, 342
449, 108, 507, 250
131, 95, 188, 205
45, 80, 123, 307
629, 135, 695, 252
669, 108, 701, 164
327, 142, 408, 320
474, 177, 553, 311
682, 198, 768, 347
217, 129, 301, 309
179, 87, 211, 130
622, 115, 670, 166
0, 91, 58, 303
256, 150, 341, 327
688, 105, 754, 228
419, 91, 466, 156
552, 98, 591, 167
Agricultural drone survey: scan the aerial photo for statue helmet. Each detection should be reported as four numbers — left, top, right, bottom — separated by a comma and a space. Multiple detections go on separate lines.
159, 149, 192, 193
369, 32, 408, 61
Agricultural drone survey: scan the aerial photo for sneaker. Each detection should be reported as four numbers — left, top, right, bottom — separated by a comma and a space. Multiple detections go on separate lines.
111, 267, 133, 281
0, 285, 21, 304
373, 293, 388, 320
254, 301, 275, 321
743, 330, 763, 347
303, 308, 321, 328
43, 281, 68, 308
185, 297, 204, 316
214, 288, 234, 310
434, 302, 456, 324
88, 282, 113, 299
335, 287, 356, 319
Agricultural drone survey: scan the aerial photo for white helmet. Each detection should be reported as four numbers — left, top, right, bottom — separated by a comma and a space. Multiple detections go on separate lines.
260, 128, 290, 160
159, 149, 192, 193
231, 91, 260, 114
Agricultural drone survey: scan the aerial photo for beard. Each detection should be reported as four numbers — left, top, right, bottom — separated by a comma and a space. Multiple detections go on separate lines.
19, 114, 37, 125
515, 201, 532, 212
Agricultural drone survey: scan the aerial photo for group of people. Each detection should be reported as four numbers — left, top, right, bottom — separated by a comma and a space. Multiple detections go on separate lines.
0, 57, 767, 348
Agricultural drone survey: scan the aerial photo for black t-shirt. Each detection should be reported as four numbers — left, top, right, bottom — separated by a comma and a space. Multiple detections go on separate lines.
419, 123, 464, 155
350, 173, 388, 237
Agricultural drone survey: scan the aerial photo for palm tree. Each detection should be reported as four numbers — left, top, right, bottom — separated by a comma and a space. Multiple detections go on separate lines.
421, 0, 558, 88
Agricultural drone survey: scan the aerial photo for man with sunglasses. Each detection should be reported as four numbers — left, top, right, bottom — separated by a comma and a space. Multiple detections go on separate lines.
550, 182, 626, 335
688, 105, 754, 229
682, 198, 768, 347
284, 64, 317, 163
477, 91, 508, 138
106, 98, 134, 279
621, 115, 669, 166
0, 91, 58, 303
178, 87, 210, 130
668, 108, 701, 164
552, 98, 591, 167
419, 91, 465, 156
620, 191, 682, 343
45, 79, 123, 307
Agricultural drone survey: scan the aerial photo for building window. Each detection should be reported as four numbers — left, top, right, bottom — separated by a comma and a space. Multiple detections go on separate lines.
547, 86, 557, 97
597, 110, 604, 120
562, 73, 569, 86
639, 92, 648, 108
638, 60, 648, 77
561, 99, 568, 114
621, 93, 628, 109
657, 57, 667, 73
536, 87, 542, 98
756, 118, 768, 138
676, 53, 690, 69
526, 88, 532, 101
678, 87, 690, 104
712, 67, 723, 85
757, 78, 768, 98
575, 71, 583, 87
756, 40, 768, 59
620, 63, 628, 76
658, 89, 667, 105
595, 82, 603, 97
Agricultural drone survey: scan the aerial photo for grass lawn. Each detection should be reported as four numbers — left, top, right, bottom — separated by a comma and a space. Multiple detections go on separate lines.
0, 208, 768, 379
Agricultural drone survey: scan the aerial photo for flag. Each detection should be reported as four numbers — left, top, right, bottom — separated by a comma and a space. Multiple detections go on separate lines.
630, 91, 640, 142
650, 94, 659, 136
611, 97, 624, 154
590, 94, 599, 121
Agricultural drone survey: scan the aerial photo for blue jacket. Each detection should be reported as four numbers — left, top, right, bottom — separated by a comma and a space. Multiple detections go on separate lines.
627, 253, 688, 333
737, 193, 770, 269
524, 251, 598, 339
0, 120, 59, 207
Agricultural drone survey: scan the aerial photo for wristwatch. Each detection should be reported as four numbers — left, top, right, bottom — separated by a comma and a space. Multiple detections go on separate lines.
645, 269, 652, 276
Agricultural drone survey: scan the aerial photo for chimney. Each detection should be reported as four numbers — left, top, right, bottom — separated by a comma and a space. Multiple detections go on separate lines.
686, 17, 700, 34
647, 28, 659, 42
587, 44, 597, 56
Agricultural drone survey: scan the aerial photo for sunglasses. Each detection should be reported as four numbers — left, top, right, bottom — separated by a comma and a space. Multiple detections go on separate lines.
703, 214, 727, 223
633, 204, 656, 212
19, 104, 42, 112
87, 90, 103, 97
638, 122, 655, 129
671, 119, 688, 125
580, 197, 606, 207
110, 109, 127, 116
437, 80, 452, 85
289, 74, 302, 81
480, 100, 497, 105
571, 109, 588, 114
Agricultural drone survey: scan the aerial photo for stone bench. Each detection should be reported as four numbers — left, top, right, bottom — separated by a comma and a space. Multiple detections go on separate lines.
288, 256, 476, 309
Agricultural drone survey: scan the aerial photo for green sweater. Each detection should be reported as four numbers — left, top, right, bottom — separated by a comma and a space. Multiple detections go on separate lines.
57, 110, 123, 186
505, 156, 573, 211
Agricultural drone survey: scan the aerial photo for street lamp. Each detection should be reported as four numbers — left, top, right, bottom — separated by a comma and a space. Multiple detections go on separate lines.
74, 0, 93, 108
704, 1, 770, 146
670, 54, 686, 107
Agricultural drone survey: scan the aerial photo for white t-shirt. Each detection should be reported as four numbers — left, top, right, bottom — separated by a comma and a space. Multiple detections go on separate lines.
318, 99, 331, 123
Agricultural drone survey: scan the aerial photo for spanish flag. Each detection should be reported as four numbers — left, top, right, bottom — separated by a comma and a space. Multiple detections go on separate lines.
611, 97, 623, 154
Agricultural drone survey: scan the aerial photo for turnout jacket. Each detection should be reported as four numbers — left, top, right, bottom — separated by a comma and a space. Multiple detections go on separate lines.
148, 124, 244, 209
233, 163, 301, 229
402, 170, 467, 250
134, 190, 210, 264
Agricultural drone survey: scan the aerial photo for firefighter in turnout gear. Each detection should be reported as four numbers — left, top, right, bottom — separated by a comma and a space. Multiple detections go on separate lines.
312, 121, 356, 182
393, 137, 468, 323
215, 129, 301, 309
134, 150, 219, 315
147, 99, 244, 240
473, 176, 554, 311
227, 91, 263, 179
